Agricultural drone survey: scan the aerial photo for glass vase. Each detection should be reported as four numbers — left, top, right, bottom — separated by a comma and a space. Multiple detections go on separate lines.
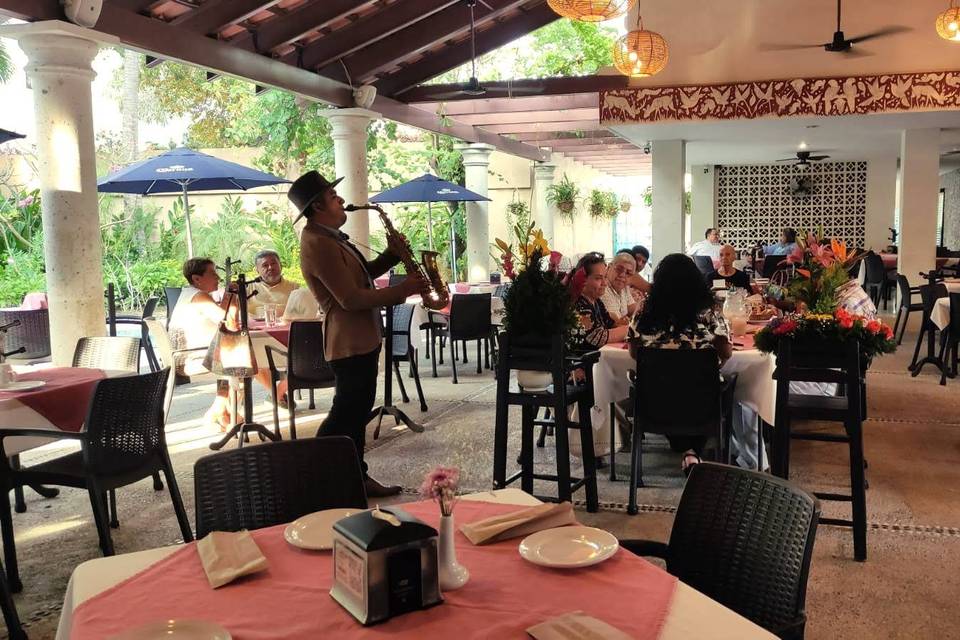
437, 514, 469, 591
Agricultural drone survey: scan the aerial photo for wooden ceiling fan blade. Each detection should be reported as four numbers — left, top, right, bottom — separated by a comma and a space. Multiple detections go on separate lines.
808, 155, 831, 161
759, 42, 826, 51
847, 25, 912, 44
425, 88, 468, 99
840, 47, 871, 58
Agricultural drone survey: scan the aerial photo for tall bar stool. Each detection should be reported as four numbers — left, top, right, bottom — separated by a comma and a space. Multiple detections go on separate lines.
772, 339, 867, 561
492, 333, 599, 512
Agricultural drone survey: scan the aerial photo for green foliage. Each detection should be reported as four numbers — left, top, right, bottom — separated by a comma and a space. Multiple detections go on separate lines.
0, 189, 42, 257
0, 238, 46, 308
640, 186, 691, 214
588, 189, 619, 220
0, 40, 13, 84
754, 311, 896, 364
502, 248, 577, 348
506, 196, 531, 233
546, 174, 580, 220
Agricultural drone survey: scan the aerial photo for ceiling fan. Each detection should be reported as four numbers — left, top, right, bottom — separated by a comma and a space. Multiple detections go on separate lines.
776, 150, 831, 165
761, 0, 911, 56
421, 0, 543, 99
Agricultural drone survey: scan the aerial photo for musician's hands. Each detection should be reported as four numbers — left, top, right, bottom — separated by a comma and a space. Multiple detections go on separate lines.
385, 231, 409, 258
397, 272, 429, 298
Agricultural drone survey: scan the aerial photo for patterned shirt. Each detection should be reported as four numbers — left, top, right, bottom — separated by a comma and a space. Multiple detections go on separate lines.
629, 308, 728, 350
600, 285, 634, 319
574, 296, 615, 350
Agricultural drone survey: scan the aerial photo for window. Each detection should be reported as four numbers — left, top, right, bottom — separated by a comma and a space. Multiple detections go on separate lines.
938, 188, 946, 247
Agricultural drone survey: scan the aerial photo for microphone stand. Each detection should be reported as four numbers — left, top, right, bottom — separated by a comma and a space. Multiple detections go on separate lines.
210, 273, 280, 450
368, 301, 425, 440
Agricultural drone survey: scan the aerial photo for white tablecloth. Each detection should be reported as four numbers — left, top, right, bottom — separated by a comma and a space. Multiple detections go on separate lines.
0, 366, 129, 456
930, 281, 960, 330
56, 487, 774, 640
586, 344, 776, 457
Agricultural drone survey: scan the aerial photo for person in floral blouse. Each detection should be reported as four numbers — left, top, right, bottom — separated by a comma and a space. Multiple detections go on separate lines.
567, 253, 630, 351
628, 253, 732, 475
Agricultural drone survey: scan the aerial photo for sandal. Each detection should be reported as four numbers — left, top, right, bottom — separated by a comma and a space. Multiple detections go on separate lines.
681, 451, 702, 477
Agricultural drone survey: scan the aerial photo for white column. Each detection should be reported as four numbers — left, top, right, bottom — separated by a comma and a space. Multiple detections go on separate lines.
651, 140, 686, 265
865, 156, 898, 252
532, 160, 557, 247
17, 28, 103, 365
689, 164, 715, 243
326, 108, 378, 256
456, 143, 495, 282
898, 129, 941, 286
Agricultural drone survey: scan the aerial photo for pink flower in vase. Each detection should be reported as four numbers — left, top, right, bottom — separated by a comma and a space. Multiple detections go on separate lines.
548, 251, 563, 272
420, 466, 461, 516
809, 242, 834, 268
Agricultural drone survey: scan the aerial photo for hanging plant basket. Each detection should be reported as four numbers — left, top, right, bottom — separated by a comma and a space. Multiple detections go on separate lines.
620, 200, 631, 212
557, 201, 575, 213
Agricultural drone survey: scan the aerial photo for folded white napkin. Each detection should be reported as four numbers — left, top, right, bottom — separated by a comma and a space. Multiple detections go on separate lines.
460, 502, 578, 546
527, 611, 633, 640
196, 530, 268, 589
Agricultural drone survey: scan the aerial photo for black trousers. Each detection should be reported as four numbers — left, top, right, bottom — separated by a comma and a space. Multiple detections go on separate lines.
316, 347, 380, 474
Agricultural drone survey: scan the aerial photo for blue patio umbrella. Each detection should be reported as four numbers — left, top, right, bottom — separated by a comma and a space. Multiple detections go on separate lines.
371, 173, 490, 280
97, 147, 289, 258
0, 128, 25, 144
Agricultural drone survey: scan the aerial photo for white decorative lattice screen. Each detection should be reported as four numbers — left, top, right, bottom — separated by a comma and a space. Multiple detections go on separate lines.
716, 161, 867, 249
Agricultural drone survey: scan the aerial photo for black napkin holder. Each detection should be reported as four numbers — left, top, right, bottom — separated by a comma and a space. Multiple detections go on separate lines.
330, 508, 441, 625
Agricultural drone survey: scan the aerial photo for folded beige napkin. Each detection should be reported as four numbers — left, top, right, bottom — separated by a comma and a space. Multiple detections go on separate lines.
460, 502, 577, 546
197, 530, 268, 588
527, 611, 633, 640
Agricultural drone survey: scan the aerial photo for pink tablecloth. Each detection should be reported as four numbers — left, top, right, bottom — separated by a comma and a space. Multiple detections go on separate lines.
71, 500, 677, 640
248, 320, 290, 347
0, 367, 105, 432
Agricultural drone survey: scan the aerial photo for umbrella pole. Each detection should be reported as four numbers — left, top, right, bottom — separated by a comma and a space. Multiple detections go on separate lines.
449, 207, 457, 284
181, 183, 195, 259
427, 201, 434, 251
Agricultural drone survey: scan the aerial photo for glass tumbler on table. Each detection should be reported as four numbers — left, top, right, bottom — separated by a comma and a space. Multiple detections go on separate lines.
264, 303, 278, 327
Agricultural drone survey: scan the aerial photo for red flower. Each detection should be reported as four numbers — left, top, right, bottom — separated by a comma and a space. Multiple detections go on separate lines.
839, 316, 854, 329
772, 319, 797, 335
881, 325, 894, 340
865, 320, 882, 334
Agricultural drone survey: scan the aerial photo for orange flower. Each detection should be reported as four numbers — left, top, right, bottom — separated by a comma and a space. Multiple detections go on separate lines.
796, 268, 811, 278
831, 238, 848, 263
865, 319, 882, 334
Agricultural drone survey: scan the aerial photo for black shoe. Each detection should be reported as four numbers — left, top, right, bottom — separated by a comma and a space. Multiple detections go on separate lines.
364, 476, 402, 498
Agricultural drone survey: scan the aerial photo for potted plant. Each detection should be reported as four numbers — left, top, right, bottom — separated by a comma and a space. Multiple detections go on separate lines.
494, 222, 578, 391
588, 189, 619, 220
546, 174, 580, 220
620, 197, 631, 212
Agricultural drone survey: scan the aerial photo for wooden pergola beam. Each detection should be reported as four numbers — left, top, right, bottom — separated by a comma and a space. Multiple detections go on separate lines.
242, 0, 376, 54
375, 2, 559, 98
402, 74, 630, 103
451, 107, 597, 127
481, 120, 603, 134
329, 0, 532, 85
110, 0, 162, 13
514, 130, 618, 143
418, 93, 598, 115
541, 143, 637, 153
298, 0, 460, 72
170, 0, 278, 36
537, 137, 624, 149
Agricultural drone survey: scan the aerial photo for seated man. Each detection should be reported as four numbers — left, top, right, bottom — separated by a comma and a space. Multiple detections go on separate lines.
248, 250, 299, 317
601, 252, 639, 323
706, 244, 752, 291
687, 227, 722, 260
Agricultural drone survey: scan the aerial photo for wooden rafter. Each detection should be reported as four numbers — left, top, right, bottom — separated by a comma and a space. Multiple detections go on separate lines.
418, 93, 597, 115
402, 75, 629, 103
375, 2, 558, 97
169, 0, 278, 36
243, 0, 376, 54
515, 130, 619, 143
481, 120, 603, 134
451, 107, 597, 127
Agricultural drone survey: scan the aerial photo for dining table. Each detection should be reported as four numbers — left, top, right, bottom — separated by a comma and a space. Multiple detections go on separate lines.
930, 280, 960, 331
584, 331, 776, 458
57, 487, 775, 640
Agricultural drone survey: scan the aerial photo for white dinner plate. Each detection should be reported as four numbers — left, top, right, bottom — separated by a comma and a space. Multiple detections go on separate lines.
284, 508, 366, 550
0, 380, 46, 392
747, 318, 772, 325
518, 526, 619, 569
109, 619, 231, 640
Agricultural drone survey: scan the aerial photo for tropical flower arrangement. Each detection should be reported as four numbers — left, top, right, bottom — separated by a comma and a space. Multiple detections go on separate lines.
493, 222, 578, 347
754, 308, 897, 362
778, 231, 862, 314
419, 466, 460, 517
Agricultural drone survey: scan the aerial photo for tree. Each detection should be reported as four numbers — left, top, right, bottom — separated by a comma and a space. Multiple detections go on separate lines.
0, 17, 12, 83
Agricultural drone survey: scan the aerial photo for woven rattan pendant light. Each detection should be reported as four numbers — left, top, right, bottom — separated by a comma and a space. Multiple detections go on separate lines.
547, 0, 636, 22
613, 14, 668, 78
936, 0, 960, 41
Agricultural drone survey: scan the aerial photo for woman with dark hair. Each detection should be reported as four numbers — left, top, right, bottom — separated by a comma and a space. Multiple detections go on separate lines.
567, 253, 629, 350
628, 253, 732, 474
764, 227, 798, 256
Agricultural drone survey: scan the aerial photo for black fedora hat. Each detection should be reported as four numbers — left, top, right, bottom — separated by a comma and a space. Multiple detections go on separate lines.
288, 170, 344, 220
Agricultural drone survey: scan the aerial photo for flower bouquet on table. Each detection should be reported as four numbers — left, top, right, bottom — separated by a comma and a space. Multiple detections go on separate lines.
769, 231, 863, 314
420, 466, 469, 591
754, 309, 897, 365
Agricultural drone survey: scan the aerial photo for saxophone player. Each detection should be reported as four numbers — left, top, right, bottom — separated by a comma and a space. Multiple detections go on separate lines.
290, 171, 425, 497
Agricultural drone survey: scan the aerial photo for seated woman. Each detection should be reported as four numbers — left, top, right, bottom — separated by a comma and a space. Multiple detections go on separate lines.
168, 257, 239, 431
706, 244, 752, 291
601, 252, 639, 323
764, 227, 798, 256
568, 253, 630, 350
628, 253, 732, 475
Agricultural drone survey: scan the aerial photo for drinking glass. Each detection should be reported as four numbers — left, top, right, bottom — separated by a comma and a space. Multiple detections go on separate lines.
264, 303, 278, 327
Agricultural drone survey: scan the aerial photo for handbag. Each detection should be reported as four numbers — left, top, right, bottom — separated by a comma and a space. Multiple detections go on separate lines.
203, 295, 258, 377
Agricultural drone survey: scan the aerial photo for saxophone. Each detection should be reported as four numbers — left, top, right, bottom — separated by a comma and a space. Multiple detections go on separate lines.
345, 203, 450, 311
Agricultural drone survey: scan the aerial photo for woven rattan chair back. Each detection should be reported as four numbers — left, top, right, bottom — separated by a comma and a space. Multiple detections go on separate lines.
141, 297, 159, 319
163, 287, 182, 329
762, 254, 786, 278
896, 274, 913, 310
72, 336, 141, 372
143, 319, 177, 417
391, 303, 416, 358
667, 462, 820, 637
0, 308, 50, 359
449, 293, 492, 341
81, 368, 170, 476
919, 283, 947, 317
633, 347, 722, 436
193, 437, 367, 537
287, 321, 334, 385
494, 283, 511, 298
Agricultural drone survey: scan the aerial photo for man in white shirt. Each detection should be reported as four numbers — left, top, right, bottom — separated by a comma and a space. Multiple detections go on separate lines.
601, 252, 638, 323
249, 250, 300, 316
686, 227, 722, 260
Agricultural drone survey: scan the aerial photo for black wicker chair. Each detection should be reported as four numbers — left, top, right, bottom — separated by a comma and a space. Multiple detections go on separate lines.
493, 283, 512, 299
936, 292, 960, 385
107, 297, 160, 371
435, 293, 495, 383
0, 368, 192, 586
265, 321, 335, 439
762, 254, 787, 278
72, 336, 141, 371
892, 274, 922, 345
0, 558, 25, 639
390, 304, 427, 412
493, 332, 599, 512
163, 287, 182, 330
862, 252, 887, 309
193, 437, 367, 538
620, 463, 820, 640
910, 283, 947, 373
0, 308, 50, 359
772, 338, 866, 561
